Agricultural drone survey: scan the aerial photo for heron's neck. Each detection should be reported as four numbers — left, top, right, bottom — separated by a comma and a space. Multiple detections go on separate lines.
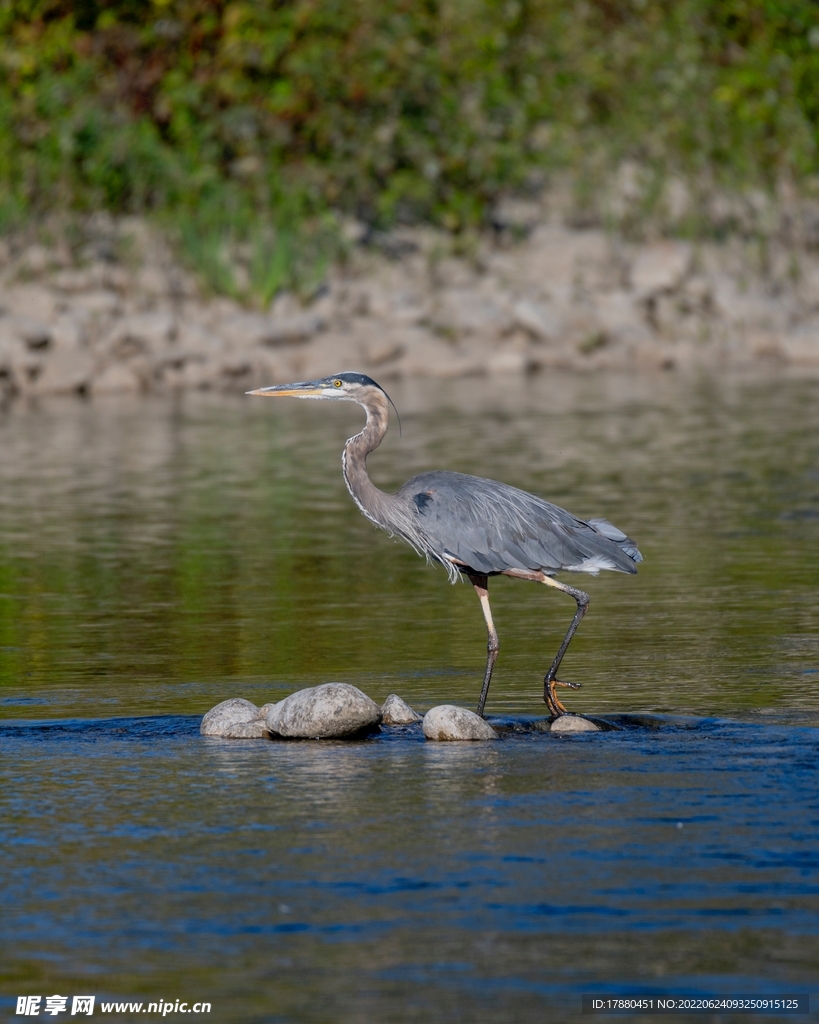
342, 393, 393, 518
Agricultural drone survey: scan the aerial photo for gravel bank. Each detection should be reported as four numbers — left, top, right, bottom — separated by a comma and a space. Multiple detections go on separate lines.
2, 210, 819, 399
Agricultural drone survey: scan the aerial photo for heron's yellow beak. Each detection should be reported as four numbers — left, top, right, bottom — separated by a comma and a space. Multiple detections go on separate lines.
246, 383, 322, 398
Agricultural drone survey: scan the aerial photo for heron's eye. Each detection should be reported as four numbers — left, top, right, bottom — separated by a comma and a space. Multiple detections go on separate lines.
333, 379, 342, 387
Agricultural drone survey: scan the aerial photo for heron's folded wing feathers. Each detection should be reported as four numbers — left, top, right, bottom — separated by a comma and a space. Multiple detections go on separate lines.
399, 471, 641, 575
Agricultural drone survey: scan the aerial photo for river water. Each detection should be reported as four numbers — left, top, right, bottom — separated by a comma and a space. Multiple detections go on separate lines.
1, 370, 818, 1022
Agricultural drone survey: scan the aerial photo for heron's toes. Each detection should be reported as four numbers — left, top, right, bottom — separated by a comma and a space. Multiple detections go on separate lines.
544, 680, 569, 717
553, 679, 582, 690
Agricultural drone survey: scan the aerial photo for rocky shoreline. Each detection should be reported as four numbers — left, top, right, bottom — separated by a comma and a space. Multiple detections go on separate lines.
2, 207, 819, 399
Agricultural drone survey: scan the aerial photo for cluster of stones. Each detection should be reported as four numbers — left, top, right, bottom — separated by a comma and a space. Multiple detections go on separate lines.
200, 683, 601, 741
3, 202, 819, 400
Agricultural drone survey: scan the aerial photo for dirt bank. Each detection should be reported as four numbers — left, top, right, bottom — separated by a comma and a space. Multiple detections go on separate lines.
2, 207, 819, 399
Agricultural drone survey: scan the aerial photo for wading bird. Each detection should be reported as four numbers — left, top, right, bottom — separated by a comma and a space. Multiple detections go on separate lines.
249, 372, 642, 717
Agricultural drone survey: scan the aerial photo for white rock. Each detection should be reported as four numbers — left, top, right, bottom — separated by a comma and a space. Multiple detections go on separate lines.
52, 267, 108, 293
91, 362, 142, 395
525, 225, 609, 290
432, 289, 512, 336
423, 705, 498, 741
550, 714, 601, 734
265, 683, 381, 739
430, 256, 475, 289
219, 311, 325, 348
711, 281, 788, 330
201, 698, 268, 739
681, 276, 713, 308
159, 360, 213, 391
363, 337, 405, 366
592, 291, 646, 335
293, 331, 365, 381
2, 284, 60, 321
778, 324, 819, 364
381, 694, 422, 725
0, 338, 22, 375
487, 347, 531, 375
135, 266, 172, 297
397, 333, 485, 378
72, 290, 122, 316
0, 337, 39, 388
100, 312, 176, 357
50, 312, 89, 351
17, 244, 53, 276
215, 352, 254, 380
268, 313, 328, 345
27, 349, 94, 396
382, 288, 427, 326
631, 242, 692, 295
512, 298, 562, 341
1, 314, 52, 349
175, 322, 228, 357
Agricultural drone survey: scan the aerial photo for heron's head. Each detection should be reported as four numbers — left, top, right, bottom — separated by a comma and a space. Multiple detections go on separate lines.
247, 371, 385, 405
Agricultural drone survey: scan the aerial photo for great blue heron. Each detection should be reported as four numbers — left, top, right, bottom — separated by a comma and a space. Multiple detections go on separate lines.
249, 371, 642, 717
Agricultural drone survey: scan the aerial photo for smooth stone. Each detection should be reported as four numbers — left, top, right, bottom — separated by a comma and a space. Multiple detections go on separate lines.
216, 720, 269, 739
422, 705, 499, 741
265, 683, 381, 739
549, 714, 602, 734
631, 241, 692, 296
381, 694, 422, 725
201, 698, 268, 739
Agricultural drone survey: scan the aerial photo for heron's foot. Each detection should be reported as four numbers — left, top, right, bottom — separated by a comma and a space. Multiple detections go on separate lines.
553, 679, 582, 690
544, 677, 570, 717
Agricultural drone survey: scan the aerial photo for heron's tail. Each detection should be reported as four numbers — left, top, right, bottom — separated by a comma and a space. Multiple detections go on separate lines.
587, 518, 643, 566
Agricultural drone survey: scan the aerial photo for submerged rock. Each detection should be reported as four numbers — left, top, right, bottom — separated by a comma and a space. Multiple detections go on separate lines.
201, 698, 269, 739
423, 705, 498, 741
549, 714, 601, 734
381, 694, 422, 725
215, 720, 270, 739
265, 683, 381, 739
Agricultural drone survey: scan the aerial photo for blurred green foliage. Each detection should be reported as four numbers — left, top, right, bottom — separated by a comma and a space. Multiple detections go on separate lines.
1, 0, 819, 295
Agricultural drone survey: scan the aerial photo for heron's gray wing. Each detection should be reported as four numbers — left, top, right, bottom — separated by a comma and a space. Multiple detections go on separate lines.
397, 471, 641, 575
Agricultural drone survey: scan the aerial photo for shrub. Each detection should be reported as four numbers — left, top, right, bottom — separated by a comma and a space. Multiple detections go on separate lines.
2, 0, 818, 296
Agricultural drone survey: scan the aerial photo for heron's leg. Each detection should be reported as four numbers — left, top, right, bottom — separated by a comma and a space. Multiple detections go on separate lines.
468, 574, 499, 718
541, 577, 590, 717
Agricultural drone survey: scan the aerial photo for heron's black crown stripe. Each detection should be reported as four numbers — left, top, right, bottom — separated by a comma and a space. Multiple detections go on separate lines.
333, 372, 382, 388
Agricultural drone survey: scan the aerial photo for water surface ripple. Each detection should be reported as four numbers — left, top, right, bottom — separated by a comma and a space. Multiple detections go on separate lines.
1, 371, 819, 1021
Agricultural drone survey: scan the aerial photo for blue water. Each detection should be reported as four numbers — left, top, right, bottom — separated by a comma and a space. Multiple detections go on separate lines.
2, 372, 819, 1021
2, 711, 818, 1022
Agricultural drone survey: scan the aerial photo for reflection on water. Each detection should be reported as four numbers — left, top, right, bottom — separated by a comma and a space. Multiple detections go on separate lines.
1, 369, 818, 719
1, 369, 819, 1020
